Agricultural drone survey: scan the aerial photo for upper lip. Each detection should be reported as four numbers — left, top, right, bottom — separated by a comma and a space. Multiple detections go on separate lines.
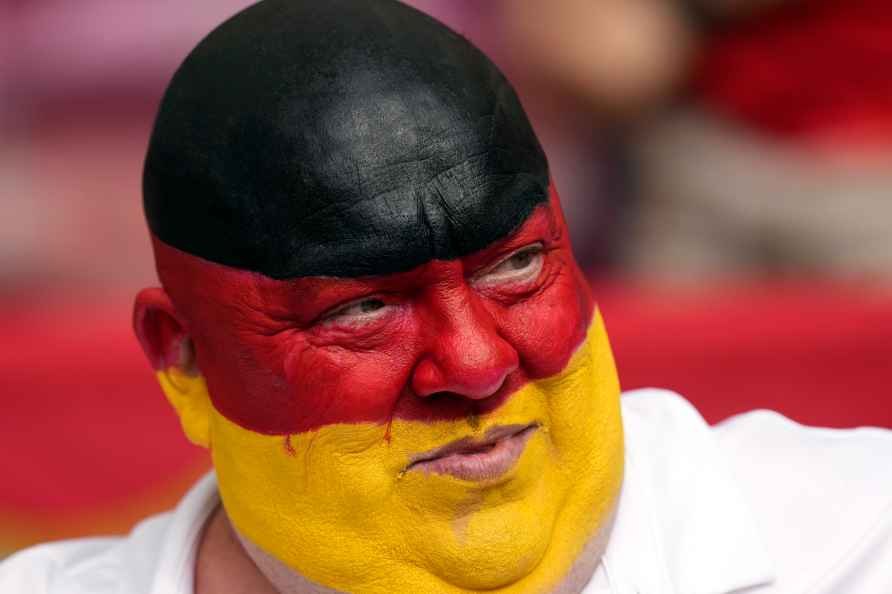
406, 423, 539, 469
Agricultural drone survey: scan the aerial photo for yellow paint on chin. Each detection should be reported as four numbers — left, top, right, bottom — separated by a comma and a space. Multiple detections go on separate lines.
162, 311, 623, 594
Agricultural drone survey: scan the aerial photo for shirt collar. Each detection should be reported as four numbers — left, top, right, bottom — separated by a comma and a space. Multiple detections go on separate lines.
149, 472, 219, 594
601, 390, 775, 594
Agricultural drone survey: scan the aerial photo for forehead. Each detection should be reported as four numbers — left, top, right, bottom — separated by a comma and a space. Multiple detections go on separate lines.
284, 84, 549, 279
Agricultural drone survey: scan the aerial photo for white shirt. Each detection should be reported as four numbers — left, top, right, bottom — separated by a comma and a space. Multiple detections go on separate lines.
3, 389, 891, 594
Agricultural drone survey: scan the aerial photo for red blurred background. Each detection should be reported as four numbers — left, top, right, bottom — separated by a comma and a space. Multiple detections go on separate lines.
2, 0, 891, 555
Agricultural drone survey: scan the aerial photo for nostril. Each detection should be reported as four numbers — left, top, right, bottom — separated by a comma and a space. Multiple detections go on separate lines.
411, 356, 514, 400
423, 391, 465, 403
411, 357, 446, 398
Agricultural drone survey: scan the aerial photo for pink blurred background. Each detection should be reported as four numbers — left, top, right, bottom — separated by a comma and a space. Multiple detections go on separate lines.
2, 0, 891, 554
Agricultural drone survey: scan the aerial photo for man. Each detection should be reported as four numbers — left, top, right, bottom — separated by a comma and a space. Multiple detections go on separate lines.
2, 1, 891, 592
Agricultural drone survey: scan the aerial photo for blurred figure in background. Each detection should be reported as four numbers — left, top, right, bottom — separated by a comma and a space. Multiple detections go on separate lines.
0, 0, 257, 300
634, 0, 892, 284
505, 0, 892, 285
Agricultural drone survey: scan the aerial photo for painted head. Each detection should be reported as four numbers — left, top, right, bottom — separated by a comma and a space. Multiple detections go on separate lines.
134, 1, 624, 592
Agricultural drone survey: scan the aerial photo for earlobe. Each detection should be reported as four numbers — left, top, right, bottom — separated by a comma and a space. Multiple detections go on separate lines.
156, 367, 213, 448
133, 288, 212, 448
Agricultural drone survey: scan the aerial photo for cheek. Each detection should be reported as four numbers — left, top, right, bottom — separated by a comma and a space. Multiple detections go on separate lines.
194, 312, 421, 434
285, 343, 415, 428
191, 320, 301, 434
497, 266, 592, 379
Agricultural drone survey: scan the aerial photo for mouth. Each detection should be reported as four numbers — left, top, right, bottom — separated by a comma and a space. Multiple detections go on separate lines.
404, 423, 539, 481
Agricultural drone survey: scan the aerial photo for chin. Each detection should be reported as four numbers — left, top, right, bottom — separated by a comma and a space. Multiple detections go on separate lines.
419, 487, 561, 590
400, 430, 560, 590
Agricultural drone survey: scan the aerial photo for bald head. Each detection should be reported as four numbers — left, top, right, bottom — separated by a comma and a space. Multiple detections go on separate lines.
143, 0, 548, 279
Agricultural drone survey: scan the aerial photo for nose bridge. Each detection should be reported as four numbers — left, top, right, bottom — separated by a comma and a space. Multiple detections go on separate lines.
412, 281, 519, 399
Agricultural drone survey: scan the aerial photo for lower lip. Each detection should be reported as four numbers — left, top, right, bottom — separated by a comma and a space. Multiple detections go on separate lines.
408, 426, 538, 481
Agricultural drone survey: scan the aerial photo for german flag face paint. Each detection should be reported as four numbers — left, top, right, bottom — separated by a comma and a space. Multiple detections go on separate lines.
137, 2, 625, 589
138, 189, 625, 593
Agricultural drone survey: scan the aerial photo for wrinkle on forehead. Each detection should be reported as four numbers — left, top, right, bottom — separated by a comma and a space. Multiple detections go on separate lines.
279, 75, 548, 278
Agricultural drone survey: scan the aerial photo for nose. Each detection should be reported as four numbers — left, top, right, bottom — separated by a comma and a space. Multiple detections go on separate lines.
411, 290, 519, 400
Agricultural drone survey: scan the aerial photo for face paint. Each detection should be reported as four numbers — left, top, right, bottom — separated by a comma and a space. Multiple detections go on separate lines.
153, 188, 590, 435
160, 314, 621, 593
144, 0, 548, 280
144, 188, 625, 592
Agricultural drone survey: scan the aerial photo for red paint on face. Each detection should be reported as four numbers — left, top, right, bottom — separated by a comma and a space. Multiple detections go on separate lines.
152, 185, 593, 435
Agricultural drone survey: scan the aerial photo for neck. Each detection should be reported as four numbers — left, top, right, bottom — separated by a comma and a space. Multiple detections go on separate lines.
194, 504, 615, 594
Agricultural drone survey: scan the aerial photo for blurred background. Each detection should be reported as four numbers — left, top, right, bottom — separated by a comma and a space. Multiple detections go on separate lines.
2, 0, 891, 556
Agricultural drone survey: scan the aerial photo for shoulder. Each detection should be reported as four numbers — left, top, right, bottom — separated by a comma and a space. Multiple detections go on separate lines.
715, 407, 892, 477
0, 473, 219, 594
618, 390, 892, 592
714, 409, 892, 516
620, 389, 892, 501
0, 512, 172, 594
717, 408, 892, 592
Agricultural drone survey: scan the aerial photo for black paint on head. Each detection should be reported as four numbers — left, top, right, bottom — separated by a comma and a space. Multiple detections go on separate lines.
144, 0, 548, 279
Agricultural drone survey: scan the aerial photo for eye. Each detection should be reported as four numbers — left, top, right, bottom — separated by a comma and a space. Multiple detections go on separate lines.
321, 297, 390, 327
473, 243, 545, 289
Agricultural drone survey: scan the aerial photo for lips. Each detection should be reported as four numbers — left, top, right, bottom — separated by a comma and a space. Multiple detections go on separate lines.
405, 423, 538, 481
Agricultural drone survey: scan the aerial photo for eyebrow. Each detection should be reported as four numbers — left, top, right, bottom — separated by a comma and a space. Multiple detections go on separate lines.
457, 203, 555, 266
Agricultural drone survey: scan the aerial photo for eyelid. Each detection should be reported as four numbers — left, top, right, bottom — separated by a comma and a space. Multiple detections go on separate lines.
316, 294, 388, 325
472, 242, 544, 280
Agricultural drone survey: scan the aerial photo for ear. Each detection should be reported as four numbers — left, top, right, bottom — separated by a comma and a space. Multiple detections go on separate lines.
133, 287, 212, 448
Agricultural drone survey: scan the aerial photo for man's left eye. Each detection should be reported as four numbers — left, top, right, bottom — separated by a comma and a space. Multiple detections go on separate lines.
473, 244, 544, 288
321, 298, 390, 326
